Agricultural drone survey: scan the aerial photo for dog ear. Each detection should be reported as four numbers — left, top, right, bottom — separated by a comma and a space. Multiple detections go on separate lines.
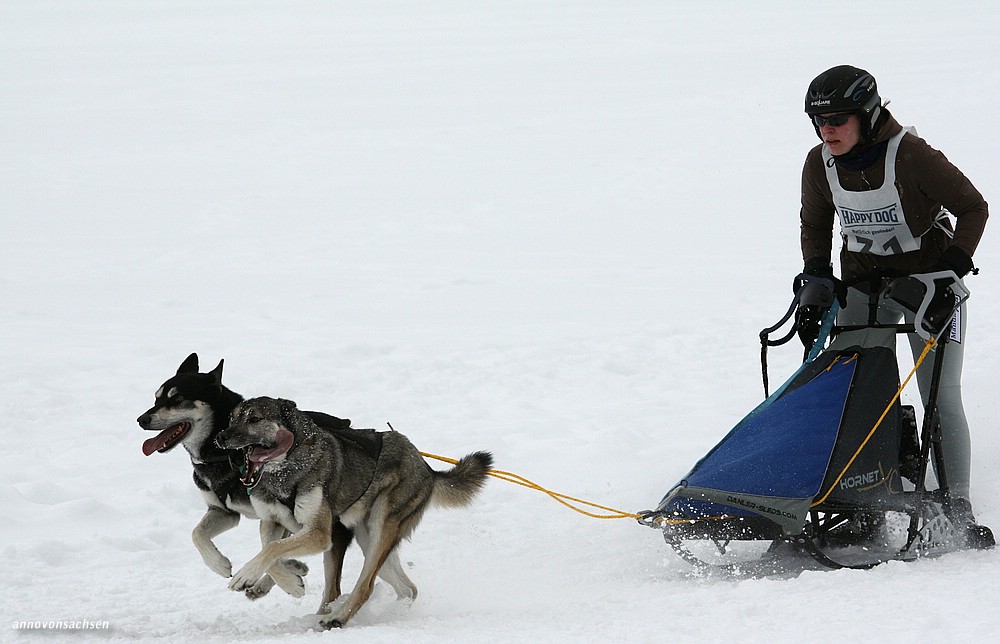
278, 399, 299, 427
208, 359, 225, 383
177, 353, 199, 375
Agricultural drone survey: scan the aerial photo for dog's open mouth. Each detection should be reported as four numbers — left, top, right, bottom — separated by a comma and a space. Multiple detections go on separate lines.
142, 422, 192, 456
239, 428, 294, 489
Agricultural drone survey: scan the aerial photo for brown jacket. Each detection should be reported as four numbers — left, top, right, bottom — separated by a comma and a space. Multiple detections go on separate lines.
800, 111, 988, 289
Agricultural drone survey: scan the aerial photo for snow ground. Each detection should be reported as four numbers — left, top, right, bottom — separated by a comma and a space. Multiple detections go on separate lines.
2, 1, 1000, 642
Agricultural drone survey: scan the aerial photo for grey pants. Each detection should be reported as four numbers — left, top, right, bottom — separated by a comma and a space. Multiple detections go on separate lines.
838, 287, 972, 500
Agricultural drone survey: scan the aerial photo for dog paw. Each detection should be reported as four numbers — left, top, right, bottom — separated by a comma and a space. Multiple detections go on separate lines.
203, 554, 233, 579
269, 565, 306, 598
319, 604, 354, 629
229, 563, 265, 593
244, 575, 275, 600
284, 559, 309, 576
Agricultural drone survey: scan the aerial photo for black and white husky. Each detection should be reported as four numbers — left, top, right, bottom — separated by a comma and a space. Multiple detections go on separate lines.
136, 353, 354, 599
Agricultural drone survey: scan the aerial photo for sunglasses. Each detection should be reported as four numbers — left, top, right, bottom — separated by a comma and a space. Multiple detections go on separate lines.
813, 113, 852, 128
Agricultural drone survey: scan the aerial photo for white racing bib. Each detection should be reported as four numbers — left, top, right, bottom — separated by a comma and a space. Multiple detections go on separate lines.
823, 127, 919, 256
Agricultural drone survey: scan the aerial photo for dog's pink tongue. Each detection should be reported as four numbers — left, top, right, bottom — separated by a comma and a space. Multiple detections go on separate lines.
248, 428, 295, 463
142, 428, 175, 456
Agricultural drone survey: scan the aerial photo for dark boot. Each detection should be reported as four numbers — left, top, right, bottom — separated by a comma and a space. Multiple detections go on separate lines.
949, 498, 995, 550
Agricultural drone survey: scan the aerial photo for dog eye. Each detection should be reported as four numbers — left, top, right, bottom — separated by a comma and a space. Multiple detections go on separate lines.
248, 415, 262, 424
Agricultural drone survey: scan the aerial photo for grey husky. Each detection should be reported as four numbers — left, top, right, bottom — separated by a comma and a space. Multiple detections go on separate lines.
216, 396, 493, 628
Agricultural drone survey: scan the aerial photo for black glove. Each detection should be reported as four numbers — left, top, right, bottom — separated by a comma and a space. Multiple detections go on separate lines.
799, 259, 848, 308
793, 261, 843, 350
928, 246, 974, 278
795, 304, 824, 350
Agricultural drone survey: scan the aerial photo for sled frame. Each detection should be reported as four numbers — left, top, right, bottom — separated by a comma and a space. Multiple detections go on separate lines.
647, 278, 970, 572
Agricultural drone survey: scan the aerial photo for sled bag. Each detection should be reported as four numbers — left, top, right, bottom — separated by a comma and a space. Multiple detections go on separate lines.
656, 336, 902, 534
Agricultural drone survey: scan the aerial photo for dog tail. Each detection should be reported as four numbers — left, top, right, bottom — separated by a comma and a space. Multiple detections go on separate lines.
431, 450, 493, 508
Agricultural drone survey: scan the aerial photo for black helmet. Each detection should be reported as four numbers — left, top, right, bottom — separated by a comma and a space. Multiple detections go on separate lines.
805, 65, 883, 141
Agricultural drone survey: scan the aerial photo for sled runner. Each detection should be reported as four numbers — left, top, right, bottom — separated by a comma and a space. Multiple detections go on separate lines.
640, 271, 993, 574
